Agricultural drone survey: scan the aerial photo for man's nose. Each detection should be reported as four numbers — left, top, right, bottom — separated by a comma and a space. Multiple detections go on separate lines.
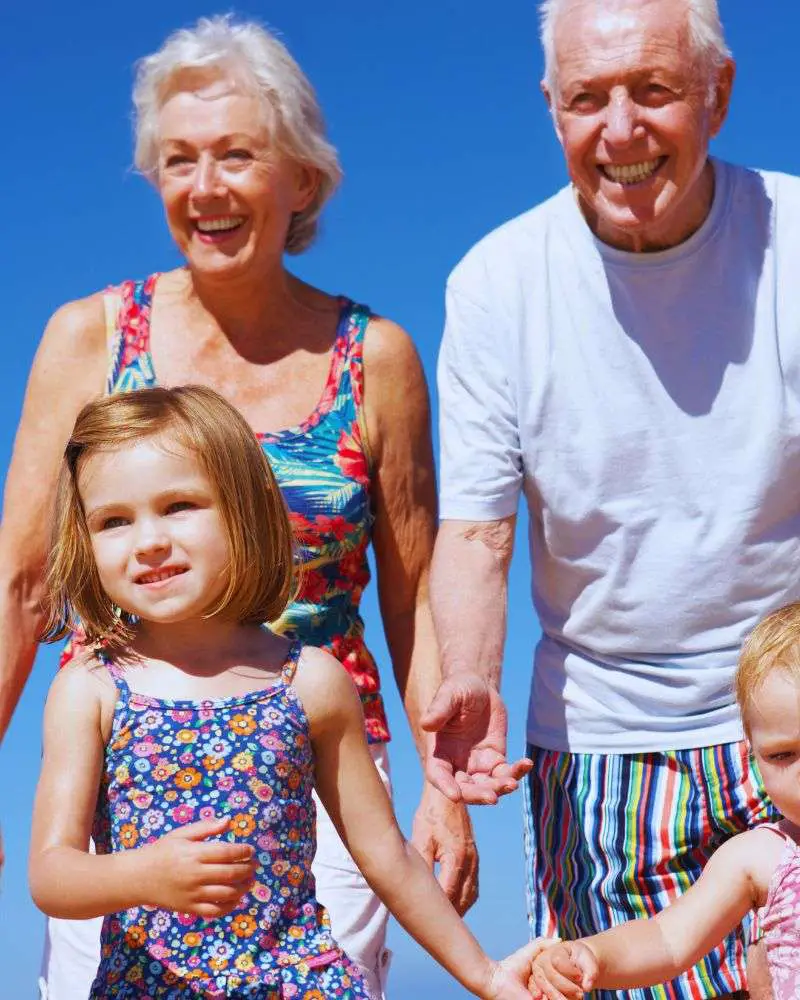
603, 90, 639, 146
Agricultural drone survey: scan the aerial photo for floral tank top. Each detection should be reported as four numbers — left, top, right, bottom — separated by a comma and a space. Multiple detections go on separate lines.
90, 641, 371, 998
101, 274, 389, 743
758, 825, 800, 1000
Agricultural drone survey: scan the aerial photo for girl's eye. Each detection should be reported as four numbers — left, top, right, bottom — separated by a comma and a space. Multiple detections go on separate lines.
101, 516, 128, 530
165, 501, 196, 515
768, 751, 797, 763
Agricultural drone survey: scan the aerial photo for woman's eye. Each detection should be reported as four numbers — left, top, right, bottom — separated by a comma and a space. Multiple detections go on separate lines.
223, 148, 252, 163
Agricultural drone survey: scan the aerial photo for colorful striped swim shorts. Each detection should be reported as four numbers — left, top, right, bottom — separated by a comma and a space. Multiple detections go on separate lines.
523, 741, 778, 1000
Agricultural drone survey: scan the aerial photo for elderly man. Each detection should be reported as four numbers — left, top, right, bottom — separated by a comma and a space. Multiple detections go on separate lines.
424, 0, 800, 997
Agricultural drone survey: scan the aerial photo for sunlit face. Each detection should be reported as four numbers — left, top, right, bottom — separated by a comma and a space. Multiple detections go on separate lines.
546, 0, 734, 251
747, 669, 800, 826
155, 78, 317, 277
79, 437, 231, 626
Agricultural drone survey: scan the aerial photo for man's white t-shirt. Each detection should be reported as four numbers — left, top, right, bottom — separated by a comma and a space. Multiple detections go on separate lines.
438, 159, 800, 753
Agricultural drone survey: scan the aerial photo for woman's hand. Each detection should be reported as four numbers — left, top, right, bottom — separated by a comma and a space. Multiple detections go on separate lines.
528, 941, 598, 1000
411, 782, 479, 914
137, 817, 257, 919
483, 939, 562, 999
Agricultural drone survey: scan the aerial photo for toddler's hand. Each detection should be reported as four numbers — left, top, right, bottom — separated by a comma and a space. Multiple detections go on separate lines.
136, 816, 257, 919
483, 938, 560, 999
528, 941, 598, 1000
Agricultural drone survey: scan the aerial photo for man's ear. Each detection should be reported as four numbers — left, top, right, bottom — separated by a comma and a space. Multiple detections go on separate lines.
542, 80, 564, 144
709, 58, 735, 139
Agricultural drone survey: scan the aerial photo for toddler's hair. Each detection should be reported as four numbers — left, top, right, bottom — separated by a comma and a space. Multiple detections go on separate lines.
736, 602, 800, 727
41, 385, 295, 646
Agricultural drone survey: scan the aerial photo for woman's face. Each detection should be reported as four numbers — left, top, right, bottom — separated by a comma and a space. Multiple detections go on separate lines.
155, 78, 317, 278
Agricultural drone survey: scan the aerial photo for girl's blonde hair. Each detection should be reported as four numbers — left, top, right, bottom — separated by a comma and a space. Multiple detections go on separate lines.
736, 602, 800, 728
42, 385, 295, 647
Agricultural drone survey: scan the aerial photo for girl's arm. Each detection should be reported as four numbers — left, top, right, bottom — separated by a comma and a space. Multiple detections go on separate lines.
362, 315, 478, 914
297, 648, 543, 1000
29, 661, 257, 920
532, 829, 778, 999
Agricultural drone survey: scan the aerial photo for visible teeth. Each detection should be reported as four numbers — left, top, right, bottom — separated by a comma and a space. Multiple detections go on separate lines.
139, 568, 183, 584
196, 216, 245, 233
603, 159, 662, 183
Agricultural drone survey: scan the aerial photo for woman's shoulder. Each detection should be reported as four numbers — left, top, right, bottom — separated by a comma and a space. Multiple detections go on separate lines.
43, 290, 107, 354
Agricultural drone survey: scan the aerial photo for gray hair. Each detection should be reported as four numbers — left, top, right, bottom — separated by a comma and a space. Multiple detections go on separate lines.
539, 0, 732, 100
132, 15, 342, 254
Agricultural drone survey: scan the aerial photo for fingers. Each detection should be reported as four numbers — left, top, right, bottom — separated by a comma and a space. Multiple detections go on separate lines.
425, 758, 463, 803
200, 861, 257, 886
420, 680, 463, 733
198, 840, 255, 865
530, 963, 583, 1000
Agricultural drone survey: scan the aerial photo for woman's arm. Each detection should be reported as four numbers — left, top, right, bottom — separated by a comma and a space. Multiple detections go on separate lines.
29, 661, 258, 920
361, 316, 478, 913
0, 294, 108, 744
298, 648, 538, 1000
532, 829, 777, 999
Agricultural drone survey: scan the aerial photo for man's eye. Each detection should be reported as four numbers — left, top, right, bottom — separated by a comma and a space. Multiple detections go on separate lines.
164, 154, 192, 169
569, 93, 602, 113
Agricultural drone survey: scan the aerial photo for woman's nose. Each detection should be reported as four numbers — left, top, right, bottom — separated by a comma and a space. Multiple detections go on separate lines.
190, 152, 225, 198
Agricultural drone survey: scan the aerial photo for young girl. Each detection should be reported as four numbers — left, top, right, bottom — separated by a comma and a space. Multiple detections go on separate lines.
529, 601, 800, 1000
29, 385, 544, 1000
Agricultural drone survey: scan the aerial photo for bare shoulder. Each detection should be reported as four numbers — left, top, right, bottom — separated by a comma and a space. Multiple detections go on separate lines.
39, 291, 107, 363
710, 826, 785, 904
363, 315, 422, 370
45, 651, 117, 728
292, 646, 362, 732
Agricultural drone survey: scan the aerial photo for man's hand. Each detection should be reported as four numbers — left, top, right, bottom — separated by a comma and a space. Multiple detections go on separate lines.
421, 674, 532, 804
411, 781, 479, 914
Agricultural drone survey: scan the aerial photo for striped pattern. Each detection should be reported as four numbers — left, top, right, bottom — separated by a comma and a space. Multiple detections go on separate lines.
523, 741, 778, 1000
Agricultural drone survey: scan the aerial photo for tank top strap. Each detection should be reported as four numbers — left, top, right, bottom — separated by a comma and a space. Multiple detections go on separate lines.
337, 300, 373, 471
280, 640, 303, 685
95, 648, 132, 701
105, 274, 159, 394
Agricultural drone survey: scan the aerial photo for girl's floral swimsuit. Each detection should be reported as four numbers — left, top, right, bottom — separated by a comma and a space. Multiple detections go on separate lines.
90, 642, 372, 999
758, 824, 800, 1000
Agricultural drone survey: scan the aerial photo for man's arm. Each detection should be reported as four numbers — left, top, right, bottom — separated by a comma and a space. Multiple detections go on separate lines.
423, 517, 531, 804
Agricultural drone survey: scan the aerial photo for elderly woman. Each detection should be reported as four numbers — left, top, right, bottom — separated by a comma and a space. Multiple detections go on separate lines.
0, 16, 476, 999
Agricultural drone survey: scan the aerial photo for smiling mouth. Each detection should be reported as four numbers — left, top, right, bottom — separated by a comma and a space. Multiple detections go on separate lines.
194, 216, 246, 236
135, 567, 188, 585
599, 156, 668, 185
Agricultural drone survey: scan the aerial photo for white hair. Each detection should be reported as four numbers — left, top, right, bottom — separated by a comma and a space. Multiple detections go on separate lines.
132, 15, 342, 254
539, 0, 732, 99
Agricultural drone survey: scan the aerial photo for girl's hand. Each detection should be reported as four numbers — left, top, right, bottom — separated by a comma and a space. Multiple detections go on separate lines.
137, 816, 257, 919
528, 941, 598, 1000
484, 939, 561, 999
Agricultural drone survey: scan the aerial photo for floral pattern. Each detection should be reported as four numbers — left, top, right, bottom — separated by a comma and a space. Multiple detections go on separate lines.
97, 275, 390, 744
90, 642, 372, 998
758, 825, 800, 999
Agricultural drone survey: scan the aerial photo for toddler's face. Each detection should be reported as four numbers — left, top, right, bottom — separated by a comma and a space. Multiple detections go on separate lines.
78, 436, 231, 627
747, 668, 800, 826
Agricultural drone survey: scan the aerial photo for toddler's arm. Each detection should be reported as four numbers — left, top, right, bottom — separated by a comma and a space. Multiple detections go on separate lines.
28, 661, 256, 919
531, 829, 776, 999
298, 647, 548, 1000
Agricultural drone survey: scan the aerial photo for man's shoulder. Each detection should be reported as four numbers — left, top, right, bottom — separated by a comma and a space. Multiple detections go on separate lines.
724, 159, 800, 211
447, 185, 573, 291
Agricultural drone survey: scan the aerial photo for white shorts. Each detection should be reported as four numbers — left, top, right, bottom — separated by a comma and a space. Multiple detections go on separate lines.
39, 743, 392, 999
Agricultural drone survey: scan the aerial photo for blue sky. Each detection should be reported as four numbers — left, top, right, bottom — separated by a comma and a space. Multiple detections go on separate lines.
1, 2, 798, 997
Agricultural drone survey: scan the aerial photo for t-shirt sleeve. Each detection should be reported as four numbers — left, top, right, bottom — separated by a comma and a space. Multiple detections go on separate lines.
437, 271, 523, 522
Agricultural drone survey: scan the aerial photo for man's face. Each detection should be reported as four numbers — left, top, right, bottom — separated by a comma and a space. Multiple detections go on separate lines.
547, 0, 734, 252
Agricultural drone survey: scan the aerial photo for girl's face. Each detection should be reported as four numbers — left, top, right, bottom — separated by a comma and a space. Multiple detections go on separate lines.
78, 436, 231, 626
747, 668, 800, 825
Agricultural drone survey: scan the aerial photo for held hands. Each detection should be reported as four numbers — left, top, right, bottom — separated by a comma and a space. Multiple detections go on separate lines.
137, 816, 257, 919
528, 941, 599, 1000
483, 939, 562, 999
421, 675, 532, 805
